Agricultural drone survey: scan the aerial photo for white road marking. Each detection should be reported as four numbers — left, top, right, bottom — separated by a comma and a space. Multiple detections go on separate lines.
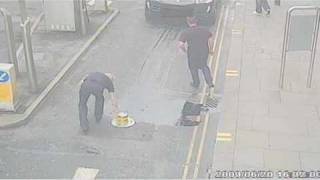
73, 167, 99, 180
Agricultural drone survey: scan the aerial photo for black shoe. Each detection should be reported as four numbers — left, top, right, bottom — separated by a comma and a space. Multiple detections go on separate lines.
209, 84, 214, 88
82, 128, 89, 135
266, 10, 271, 16
190, 82, 199, 88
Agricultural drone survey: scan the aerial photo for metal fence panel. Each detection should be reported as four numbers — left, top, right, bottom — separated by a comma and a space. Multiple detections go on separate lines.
43, 0, 76, 31
288, 15, 316, 51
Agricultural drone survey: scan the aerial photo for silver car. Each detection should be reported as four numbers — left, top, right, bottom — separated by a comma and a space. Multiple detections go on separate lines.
145, 0, 218, 25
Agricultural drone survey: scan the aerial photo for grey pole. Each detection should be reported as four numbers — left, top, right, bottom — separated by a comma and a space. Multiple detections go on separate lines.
79, 0, 87, 35
18, 0, 27, 23
21, 18, 38, 92
307, 8, 320, 88
279, 8, 292, 89
0, 8, 19, 75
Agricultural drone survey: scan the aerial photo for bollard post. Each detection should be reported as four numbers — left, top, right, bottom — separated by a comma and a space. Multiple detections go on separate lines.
0, 8, 19, 75
307, 8, 320, 88
18, 0, 27, 23
21, 18, 38, 92
79, 0, 88, 35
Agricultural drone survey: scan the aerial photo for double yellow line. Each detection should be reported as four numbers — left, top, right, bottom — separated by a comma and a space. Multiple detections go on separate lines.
182, 6, 229, 179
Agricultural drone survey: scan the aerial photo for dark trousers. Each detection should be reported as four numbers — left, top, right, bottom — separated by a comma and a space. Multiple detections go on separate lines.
79, 83, 104, 131
256, 0, 270, 13
189, 65, 213, 87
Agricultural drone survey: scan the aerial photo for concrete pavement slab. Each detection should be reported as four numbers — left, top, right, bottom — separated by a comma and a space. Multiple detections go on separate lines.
234, 148, 265, 170
239, 91, 281, 104
238, 102, 269, 116
268, 103, 318, 119
212, 0, 320, 172
236, 130, 269, 149
237, 113, 253, 130
306, 119, 320, 137
252, 116, 309, 135
269, 133, 320, 152
300, 152, 320, 170
263, 150, 301, 170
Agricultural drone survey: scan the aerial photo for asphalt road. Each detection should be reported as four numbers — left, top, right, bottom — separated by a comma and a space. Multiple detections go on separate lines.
0, 0, 227, 178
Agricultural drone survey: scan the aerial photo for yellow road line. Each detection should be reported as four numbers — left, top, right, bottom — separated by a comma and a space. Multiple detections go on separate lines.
182, 6, 226, 180
192, 7, 229, 179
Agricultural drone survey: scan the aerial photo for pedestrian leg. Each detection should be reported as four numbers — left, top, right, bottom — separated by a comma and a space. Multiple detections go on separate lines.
256, 0, 262, 13
201, 65, 214, 87
94, 93, 105, 122
189, 66, 200, 88
262, 0, 271, 13
79, 87, 90, 132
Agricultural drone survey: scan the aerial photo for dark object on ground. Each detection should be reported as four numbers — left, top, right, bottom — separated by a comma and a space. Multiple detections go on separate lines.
182, 101, 203, 116
274, 0, 280, 6
176, 117, 200, 126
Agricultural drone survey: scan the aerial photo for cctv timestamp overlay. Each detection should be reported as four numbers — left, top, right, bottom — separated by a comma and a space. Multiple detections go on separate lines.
214, 170, 320, 178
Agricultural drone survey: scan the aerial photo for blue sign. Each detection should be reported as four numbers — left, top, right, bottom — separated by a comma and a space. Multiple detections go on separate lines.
0, 71, 10, 83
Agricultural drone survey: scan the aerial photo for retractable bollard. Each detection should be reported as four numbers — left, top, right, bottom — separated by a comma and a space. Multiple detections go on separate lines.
0, 63, 16, 111
0, 8, 19, 75
21, 18, 38, 92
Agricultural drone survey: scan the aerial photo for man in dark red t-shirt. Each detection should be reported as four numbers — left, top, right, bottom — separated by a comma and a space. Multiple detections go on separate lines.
178, 17, 214, 89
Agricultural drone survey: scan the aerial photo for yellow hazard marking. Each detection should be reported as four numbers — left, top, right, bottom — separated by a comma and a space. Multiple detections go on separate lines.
73, 167, 99, 180
216, 137, 232, 142
232, 29, 243, 35
226, 70, 239, 77
217, 132, 232, 137
226, 73, 239, 77
226, 70, 239, 73
216, 132, 232, 142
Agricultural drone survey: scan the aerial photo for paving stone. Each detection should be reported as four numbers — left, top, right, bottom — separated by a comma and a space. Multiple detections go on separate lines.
239, 91, 281, 104
269, 133, 320, 152
234, 148, 264, 170
268, 103, 318, 120
224, 78, 240, 92
238, 113, 253, 130
300, 152, 320, 170
280, 92, 320, 106
238, 102, 269, 116
212, 152, 234, 171
217, 116, 237, 134
236, 130, 269, 149
263, 150, 301, 170
252, 116, 308, 136
306, 119, 320, 137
